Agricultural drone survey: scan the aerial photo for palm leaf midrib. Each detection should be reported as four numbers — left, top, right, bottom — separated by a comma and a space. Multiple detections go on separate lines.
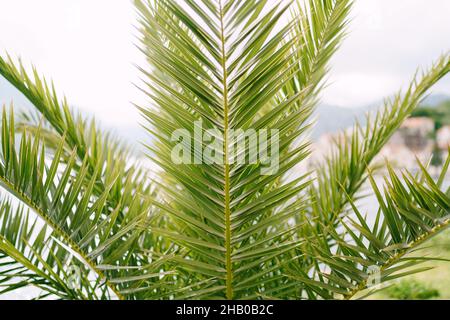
218, 0, 233, 300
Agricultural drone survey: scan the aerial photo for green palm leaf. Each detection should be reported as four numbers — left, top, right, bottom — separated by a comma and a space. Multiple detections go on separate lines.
136, 0, 353, 299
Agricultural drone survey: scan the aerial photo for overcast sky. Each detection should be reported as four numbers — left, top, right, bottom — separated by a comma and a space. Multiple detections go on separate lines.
0, 0, 449, 128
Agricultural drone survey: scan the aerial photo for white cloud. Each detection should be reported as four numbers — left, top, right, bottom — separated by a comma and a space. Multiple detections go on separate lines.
0, 0, 449, 123
322, 0, 450, 107
0, 0, 145, 126
323, 73, 403, 107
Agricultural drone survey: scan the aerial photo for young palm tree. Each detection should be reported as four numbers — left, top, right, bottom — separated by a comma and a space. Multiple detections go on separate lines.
0, 0, 449, 300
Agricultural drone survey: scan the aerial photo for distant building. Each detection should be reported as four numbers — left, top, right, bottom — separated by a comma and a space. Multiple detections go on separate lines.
309, 116, 437, 172
377, 143, 420, 169
398, 117, 434, 151
376, 117, 434, 169
437, 126, 450, 150
308, 133, 336, 168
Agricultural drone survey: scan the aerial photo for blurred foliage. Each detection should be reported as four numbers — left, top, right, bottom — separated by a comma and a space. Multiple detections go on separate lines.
430, 229, 450, 251
412, 100, 450, 130
386, 280, 440, 300
373, 229, 450, 300
411, 100, 450, 166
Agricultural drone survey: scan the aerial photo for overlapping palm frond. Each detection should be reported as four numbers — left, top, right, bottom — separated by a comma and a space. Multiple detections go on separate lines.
0, 55, 153, 221
282, 0, 352, 113
0, 103, 167, 298
309, 55, 450, 229
0, 198, 107, 299
289, 55, 450, 299
0, 58, 170, 299
289, 152, 450, 299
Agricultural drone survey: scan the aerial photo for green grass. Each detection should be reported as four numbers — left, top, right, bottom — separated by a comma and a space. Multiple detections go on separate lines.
373, 229, 450, 299
385, 280, 440, 300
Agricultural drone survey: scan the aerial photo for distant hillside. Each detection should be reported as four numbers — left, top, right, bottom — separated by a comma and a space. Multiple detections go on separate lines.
0, 77, 31, 109
312, 94, 450, 140
422, 94, 450, 107
311, 104, 376, 139
2, 76, 449, 144
411, 99, 450, 130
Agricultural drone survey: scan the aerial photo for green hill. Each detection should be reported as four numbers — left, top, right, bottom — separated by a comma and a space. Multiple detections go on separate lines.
412, 100, 450, 130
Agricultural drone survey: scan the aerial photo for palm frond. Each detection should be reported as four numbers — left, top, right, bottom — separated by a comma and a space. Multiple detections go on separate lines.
0, 55, 178, 299
289, 54, 450, 300
0, 198, 107, 299
0, 107, 164, 299
290, 151, 450, 299
0, 55, 152, 219
136, 0, 352, 299
309, 54, 450, 230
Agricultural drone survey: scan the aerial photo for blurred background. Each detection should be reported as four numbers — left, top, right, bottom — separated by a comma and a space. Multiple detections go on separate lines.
0, 0, 450, 299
